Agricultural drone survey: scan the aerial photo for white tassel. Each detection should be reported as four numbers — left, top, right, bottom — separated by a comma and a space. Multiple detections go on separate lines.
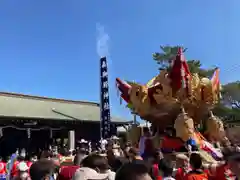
27, 128, 31, 139
209, 111, 214, 118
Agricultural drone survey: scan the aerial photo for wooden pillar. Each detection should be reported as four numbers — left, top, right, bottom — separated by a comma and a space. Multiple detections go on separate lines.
132, 113, 137, 125
68, 130, 75, 151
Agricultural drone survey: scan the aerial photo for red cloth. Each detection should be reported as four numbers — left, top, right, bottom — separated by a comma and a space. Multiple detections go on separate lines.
184, 170, 208, 180
0, 162, 6, 175
169, 47, 191, 94
176, 166, 210, 180
11, 161, 19, 177
161, 136, 183, 151
210, 164, 235, 180
176, 166, 195, 180
152, 164, 159, 177
175, 168, 186, 180
26, 161, 32, 168
26, 161, 33, 173
211, 68, 220, 92
58, 166, 79, 180
152, 164, 162, 179
57, 154, 62, 159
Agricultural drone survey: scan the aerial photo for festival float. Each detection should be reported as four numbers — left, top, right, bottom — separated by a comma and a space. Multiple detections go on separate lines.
116, 47, 228, 162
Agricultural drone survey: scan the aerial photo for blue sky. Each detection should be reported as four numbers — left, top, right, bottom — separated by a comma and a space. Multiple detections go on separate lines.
0, 0, 239, 121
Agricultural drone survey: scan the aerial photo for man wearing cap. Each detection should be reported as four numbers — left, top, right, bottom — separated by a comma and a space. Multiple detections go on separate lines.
175, 153, 190, 180
73, 167, 109, 180
73, 154, 111, 180
58, 153, 83, 180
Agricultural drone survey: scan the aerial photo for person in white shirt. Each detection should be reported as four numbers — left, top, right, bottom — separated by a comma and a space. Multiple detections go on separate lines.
100, 138, 108, 151
16, 162, 30, 180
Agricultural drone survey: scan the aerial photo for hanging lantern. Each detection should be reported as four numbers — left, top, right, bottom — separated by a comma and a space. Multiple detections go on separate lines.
27, 128, 31, 139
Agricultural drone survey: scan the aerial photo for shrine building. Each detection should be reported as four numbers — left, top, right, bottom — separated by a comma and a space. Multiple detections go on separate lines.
0, 92, 130, 157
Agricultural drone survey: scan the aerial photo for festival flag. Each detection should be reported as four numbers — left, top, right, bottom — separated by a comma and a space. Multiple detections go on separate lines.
179, 48, 191, 90
169, 47, 191, 95
100, 57, 111, 139
211, 68, 221, 99
7, 153, 17, 180
211, 68, 220, 91
115, 78, 131, 103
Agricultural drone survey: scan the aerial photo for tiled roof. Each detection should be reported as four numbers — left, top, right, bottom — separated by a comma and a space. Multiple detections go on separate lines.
0, 92, 128, 123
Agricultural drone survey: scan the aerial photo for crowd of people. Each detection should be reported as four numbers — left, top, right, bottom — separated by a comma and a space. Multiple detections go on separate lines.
0, 129, 239, 180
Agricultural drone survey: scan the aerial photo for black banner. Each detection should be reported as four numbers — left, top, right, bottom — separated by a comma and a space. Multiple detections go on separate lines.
100, 57, 111, 139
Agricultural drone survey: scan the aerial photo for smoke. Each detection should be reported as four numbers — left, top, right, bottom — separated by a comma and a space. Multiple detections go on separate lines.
96, 23, 116, 108
96, 23, 110, 58
96, 23, 113, 83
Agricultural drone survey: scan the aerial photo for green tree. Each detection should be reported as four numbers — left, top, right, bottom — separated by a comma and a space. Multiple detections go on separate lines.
153, 46, 187, 70
153, 45, 215, 78
222, 81, 240, 109
211, 81, 240, 122
213, 104, 240, 122
213, 103, 234, 120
